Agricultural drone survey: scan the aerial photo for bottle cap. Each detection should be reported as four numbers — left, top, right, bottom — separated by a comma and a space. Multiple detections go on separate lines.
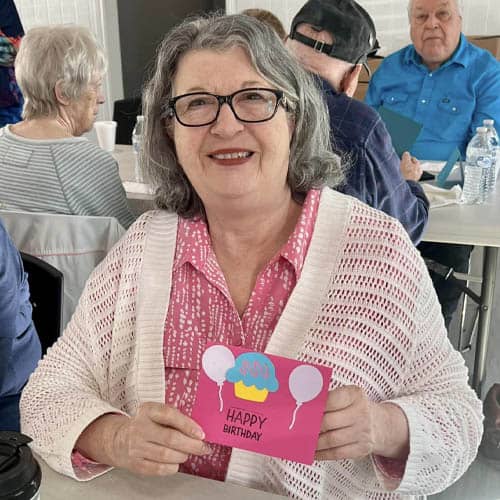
483, 119, 494, 126
0, 432, 41, 500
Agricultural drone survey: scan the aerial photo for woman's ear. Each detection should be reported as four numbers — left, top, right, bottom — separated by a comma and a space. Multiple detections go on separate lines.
54, 80, 71, 106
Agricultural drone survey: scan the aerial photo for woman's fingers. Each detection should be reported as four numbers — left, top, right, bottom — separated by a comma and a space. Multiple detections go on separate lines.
316, 424, 374, 453
149, 425, 210, 456
112, 402, 210, 475
316, 386, 376, 461
144, 402, 205, 439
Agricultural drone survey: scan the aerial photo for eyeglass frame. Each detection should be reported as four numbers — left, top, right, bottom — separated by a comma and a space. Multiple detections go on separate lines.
165, 87, 288, 127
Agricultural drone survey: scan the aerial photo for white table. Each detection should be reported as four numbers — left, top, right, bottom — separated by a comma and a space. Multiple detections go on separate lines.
422, 186, 500, 396
39, 459, 284, 500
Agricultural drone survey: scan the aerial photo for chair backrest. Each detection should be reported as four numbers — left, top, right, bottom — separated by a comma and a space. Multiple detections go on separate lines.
113, 97, 142, 145
0, 210, 125, 330
20, 252, 63, 355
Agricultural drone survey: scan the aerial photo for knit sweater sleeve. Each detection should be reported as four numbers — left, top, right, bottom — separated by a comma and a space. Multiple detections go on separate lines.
383, 251, 483, 495
19, 213, 153, 480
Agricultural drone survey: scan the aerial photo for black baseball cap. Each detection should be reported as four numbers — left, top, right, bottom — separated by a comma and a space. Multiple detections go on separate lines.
290, 0, 379, 68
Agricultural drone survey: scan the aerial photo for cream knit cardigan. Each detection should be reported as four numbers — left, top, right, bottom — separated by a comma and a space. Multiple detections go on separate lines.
21, 189, 482, 499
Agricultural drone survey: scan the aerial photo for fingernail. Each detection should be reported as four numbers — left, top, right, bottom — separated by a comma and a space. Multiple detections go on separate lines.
194, 427, 205, 440
203, 443, 212, 454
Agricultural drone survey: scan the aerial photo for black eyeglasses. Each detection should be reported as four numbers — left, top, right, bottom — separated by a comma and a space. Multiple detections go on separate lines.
166, 87, 287, 127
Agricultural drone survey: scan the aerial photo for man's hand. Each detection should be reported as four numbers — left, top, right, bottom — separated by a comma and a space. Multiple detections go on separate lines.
400, 151, 423, 181
315, 385, 409, 462
77, 402, 210, 476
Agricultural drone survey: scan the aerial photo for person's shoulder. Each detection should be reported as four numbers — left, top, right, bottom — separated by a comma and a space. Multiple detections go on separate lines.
0, 218, 9, 245
58, 138, 114, 157
0, 218, 19, 268
373, 45, 412, 74
125, 209, 178, 239
464, 38, 500, 72
341, 94, 379, 120
328, 93, 380, 142
53, 139, 117, 168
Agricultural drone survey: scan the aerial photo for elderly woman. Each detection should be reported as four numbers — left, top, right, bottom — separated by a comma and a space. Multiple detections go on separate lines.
21, 14, 481, 499
0, 25, 135, 229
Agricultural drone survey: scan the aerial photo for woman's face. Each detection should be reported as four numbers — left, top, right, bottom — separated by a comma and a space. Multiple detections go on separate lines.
68, 79, 104, 136
170, 46, 294, 211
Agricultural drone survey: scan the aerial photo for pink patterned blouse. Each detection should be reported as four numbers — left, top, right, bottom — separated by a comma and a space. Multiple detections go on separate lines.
165, 189, 320, 480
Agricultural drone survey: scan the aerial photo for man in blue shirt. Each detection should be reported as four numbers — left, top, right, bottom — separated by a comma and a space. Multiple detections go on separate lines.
366, 0, 500, 328
366, 0, 500, 160
286, 0, 429, 245
0, 219, 41, 431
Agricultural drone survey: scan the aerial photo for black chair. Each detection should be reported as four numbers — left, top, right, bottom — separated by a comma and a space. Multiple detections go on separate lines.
20, 252, 63, 355
113, 97, 142, 145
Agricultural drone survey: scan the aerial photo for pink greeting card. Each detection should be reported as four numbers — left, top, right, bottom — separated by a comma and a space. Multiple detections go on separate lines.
191, 343, 332, 465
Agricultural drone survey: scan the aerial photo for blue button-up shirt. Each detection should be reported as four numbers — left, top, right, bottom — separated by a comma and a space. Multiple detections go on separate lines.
365, 34, 500, 160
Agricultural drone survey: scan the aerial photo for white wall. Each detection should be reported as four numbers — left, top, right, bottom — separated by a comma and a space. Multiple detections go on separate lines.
227, 0, 500, 56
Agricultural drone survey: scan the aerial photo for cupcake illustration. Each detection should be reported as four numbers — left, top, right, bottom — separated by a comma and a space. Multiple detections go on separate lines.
225, 352, 279, 403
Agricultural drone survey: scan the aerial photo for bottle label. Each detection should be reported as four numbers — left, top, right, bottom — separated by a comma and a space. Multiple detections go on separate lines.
477, 156, 492, 168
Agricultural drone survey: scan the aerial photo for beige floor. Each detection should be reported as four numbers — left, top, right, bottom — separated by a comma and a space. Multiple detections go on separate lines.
431, 249, 500, 499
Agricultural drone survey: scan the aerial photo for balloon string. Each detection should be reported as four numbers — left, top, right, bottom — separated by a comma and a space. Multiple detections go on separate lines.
218, 383, 224, 413
289, 402, 302, 430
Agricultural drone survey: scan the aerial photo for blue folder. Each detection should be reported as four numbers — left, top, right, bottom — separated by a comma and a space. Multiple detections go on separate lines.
377, 106, 423, 157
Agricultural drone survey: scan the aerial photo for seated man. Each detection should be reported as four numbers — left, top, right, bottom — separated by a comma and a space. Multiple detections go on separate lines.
0, 218, 41, 431
366, 0, 500, 327
286, 0, 429, 245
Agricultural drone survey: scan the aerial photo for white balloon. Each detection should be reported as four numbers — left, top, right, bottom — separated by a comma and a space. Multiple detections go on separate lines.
288, 365, 324, 404
202, 345, 235, 385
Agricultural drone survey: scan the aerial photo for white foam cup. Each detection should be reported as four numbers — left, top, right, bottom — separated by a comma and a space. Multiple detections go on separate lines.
94, 120, 117, 152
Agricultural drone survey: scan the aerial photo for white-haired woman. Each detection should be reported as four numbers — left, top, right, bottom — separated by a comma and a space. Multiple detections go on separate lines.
22, 14, 481, 499
0, 25, 135, 229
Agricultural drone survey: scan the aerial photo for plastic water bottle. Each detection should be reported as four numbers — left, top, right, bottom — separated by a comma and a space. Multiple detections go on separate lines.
461, 126, 492, 204
132, 115, 144, 182
483, 118, 499, 188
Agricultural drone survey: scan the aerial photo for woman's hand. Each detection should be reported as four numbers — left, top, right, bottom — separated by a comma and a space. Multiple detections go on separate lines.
77, 402, 210, 476
315, 385, 409, 462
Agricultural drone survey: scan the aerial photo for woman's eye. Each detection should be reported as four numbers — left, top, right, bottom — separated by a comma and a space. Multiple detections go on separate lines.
243, 92, 265, 101
187, 98, 208, 108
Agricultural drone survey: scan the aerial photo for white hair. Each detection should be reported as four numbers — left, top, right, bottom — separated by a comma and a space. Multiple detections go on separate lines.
407, 0, 463, 20
15, 24, 106, 119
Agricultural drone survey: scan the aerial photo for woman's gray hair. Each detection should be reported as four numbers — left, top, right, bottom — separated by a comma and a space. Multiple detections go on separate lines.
15, 24, 106, 119
407, 0, 463, 20
142, 13, 343, 218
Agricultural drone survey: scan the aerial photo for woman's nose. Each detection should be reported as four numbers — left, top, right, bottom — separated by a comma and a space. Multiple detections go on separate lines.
210, 102, 244, 136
